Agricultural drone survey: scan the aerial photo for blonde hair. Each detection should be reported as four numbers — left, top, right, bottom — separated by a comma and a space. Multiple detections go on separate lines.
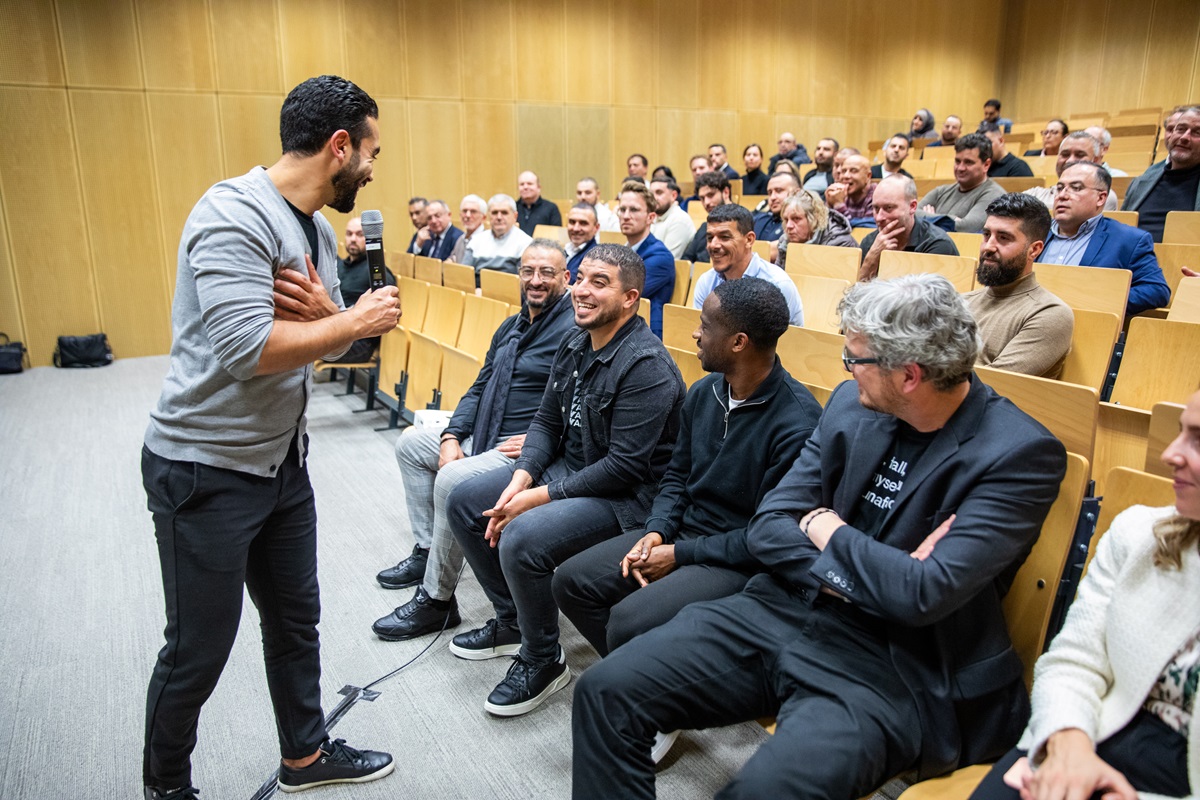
782, 190, 830, 236
1153, 514, 1200, 570
618, 179, 654, 212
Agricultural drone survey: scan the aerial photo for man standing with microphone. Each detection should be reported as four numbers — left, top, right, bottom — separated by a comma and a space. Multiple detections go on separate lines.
140, 75, 399, 799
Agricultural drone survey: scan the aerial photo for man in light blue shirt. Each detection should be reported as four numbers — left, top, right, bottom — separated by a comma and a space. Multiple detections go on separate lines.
1040, 210, 1102, 266
692, 204, 804, 327
1037, 162, 1170, 315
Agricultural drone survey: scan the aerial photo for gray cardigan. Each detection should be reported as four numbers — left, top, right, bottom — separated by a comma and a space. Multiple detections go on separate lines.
145, 166, 346, 476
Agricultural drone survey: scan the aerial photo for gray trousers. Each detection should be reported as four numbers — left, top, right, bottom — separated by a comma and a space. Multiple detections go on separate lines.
393, 426, 516, 599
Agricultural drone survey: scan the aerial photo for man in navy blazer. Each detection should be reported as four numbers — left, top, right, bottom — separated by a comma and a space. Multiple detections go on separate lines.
571, 274, 1067, 800
410, 199, 463, 260
1038, 162, 1170, 316
616, 181, 675, 338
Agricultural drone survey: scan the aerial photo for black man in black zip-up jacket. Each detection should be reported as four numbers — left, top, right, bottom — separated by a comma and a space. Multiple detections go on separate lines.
553, 277, 822, 657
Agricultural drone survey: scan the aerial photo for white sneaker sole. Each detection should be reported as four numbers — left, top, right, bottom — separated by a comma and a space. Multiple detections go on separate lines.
277, 759, 395, 792
651, 730, 680, 764
448, 640, 522, 661
483, 666, 571, 717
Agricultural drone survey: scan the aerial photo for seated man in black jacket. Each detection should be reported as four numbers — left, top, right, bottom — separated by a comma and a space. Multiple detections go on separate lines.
572, 273, 1068, 800
553, 277, 822, 659
680, 171, 732, 263
445, 243, 687, 718
371, 239, 578, 641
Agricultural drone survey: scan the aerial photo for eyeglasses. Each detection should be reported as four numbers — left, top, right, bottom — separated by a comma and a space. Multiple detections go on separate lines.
518, 267, 561, 280
1054, 181, 1102, 195
842, 349, 880, 372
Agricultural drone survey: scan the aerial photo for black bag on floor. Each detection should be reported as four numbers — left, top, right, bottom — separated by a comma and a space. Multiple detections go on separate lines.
0, 333, 27, 374
53, 333, 113, 368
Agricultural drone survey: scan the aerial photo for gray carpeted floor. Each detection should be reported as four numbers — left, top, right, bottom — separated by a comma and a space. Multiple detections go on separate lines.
0, 357, 772, 799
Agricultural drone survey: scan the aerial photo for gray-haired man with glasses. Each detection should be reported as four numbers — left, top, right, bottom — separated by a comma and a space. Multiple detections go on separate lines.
372, 239, 578, 641
573, 273, 1067, 800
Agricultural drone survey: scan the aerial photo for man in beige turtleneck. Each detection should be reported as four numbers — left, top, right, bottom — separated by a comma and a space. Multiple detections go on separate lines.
963, 193, 1074, 379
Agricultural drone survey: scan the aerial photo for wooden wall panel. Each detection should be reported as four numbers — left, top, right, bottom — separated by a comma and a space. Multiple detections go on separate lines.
730, 0, 778, 113
566, 107, 612, 198
404, 1, 462, 99
695, 0, 740, 112
464, 102, 517, 201
407, 101, 465, 228
1053, 0, 1107, 118
460, 0, 515, 101
70, 90, 171, 357
1094, 0, 1152, 114
219, 94, 284, 177
515, 1, 566, 103
210, 0, 282, 93
0, 88, 98, 366
0, 193, 25, 345
0, 0, 64, 85
146, 93, 224, 296
610, 0, 655, 107
279, 0, 347, 90
135, 0, 216, 90
564, 0, 611, 105
653, 0, 699, 110
517, 104, 567, 200
56, 0, 142, 88
611, 106, 655, 199
1142, 0, 1200, 110
343, 0, 407, 97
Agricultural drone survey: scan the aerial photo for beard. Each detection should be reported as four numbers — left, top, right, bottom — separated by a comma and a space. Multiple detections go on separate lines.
976, 249, 1027, 287
330, 152, 368, 213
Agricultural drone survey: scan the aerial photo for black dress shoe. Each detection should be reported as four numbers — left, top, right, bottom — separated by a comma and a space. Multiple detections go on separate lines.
376, 545, 429, 589
372, 587, 461, 641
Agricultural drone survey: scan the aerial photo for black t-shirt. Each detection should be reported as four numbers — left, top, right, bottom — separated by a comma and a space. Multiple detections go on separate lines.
1137, 163, 1200, 243
988, 153, 1034, 178
284, 198, 319, 269
561, 348, 596, 471
850, 421, 938, 540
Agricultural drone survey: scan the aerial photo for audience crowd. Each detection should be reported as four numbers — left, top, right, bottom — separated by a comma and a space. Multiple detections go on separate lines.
141, 67, 1200, 800
368, 101, 1198, 800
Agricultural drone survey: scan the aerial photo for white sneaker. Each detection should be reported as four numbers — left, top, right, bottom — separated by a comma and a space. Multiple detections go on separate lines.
651, 730, 680, 764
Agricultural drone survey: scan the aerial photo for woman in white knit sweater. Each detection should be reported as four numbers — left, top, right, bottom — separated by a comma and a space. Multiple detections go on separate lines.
971, 389, 1200, 800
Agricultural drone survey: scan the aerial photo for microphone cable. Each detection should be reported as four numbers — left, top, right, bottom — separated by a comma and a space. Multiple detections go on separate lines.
249, 562, 468, 800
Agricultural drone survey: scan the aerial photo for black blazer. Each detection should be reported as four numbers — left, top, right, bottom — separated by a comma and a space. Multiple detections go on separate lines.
747, 376, 1067, 778
417, 225, 463, 260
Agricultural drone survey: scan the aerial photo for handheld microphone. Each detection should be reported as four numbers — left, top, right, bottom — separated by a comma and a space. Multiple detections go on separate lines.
360, 210, 387, 291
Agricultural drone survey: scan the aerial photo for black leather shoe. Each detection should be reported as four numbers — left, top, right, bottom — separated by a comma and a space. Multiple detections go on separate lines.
448, 618, 522, 660
372, 587, 460, 641
277, 738, 394, 792
484, 649, 571, 716
376, 545, 428, 589
144, 787, 199, 800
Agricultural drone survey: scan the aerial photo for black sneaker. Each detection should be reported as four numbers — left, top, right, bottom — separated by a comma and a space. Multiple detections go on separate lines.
484, 649, 571, 717
376, 545, 429, 589
276, 738, 394, 793
144, 788, 199, 800
448, 618, 522, 661
372, 587, 461, 641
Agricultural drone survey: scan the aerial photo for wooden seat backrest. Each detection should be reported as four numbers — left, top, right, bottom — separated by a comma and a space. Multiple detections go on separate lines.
976, 366, 1098, 464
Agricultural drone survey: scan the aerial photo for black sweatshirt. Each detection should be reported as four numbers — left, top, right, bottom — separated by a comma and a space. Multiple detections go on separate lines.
645, 358, 823, 570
